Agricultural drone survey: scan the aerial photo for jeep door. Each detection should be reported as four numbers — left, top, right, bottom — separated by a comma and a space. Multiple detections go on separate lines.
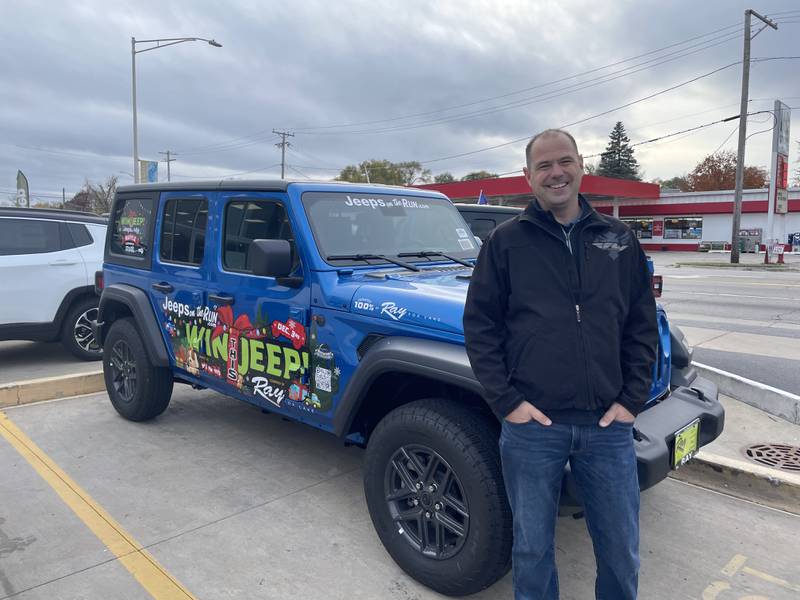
207, 193, 313, 420
148, 192, 212, 378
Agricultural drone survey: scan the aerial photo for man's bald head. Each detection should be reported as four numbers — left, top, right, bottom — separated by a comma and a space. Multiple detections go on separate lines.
525, 129, 579, 169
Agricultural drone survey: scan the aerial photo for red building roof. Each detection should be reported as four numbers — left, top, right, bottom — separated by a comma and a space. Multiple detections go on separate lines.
415, 174, 660, 200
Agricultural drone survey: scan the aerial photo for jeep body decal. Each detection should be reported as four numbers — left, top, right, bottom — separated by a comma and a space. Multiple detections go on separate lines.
161, 299, 340, 411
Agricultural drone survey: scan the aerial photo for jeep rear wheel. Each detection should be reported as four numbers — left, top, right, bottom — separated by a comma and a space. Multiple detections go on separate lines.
103, 318, 173, 421
363, 398, 512, 596
61, 297, 102, 361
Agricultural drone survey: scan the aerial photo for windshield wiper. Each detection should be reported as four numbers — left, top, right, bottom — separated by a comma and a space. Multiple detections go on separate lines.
326, 254, 420, 272
397, 251, 474, 268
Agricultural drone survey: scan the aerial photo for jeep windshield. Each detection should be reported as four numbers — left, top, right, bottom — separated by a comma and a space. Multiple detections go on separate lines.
302, 191, 479, 267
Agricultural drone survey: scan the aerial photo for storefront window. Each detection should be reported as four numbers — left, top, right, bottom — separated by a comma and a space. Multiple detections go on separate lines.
621, 218, 653, 239
664, 217, 702, 239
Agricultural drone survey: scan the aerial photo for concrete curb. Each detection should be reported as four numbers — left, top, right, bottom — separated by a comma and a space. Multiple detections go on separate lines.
694, 362, 800, 425
0, 371, 104, 409
669, 451, 800, 515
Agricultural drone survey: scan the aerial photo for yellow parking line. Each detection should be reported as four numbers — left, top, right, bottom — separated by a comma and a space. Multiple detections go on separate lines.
0, 412, 196, 600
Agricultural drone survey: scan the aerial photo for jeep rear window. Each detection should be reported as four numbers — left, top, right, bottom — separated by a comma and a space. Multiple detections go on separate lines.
110, 198, 153, 259
160, 198, 208, 265
301, 192, 478, 266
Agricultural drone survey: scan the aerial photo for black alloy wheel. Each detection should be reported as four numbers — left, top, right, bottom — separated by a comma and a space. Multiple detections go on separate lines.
108, 339, 137, 404
384, 444, 469, 560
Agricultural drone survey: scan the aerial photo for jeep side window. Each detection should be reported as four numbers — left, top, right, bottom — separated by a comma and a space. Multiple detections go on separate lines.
0, 218, 60, 255
223, 200, 298, 273
160, 198, 208, 265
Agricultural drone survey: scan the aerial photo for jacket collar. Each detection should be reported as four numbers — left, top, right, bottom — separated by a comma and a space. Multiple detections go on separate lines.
520, 194, 608, 232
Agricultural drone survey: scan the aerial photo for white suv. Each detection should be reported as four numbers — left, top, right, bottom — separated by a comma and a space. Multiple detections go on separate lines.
0, 208, 107, 360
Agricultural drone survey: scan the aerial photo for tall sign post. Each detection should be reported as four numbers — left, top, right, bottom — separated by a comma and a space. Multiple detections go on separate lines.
766, 100, 790, 262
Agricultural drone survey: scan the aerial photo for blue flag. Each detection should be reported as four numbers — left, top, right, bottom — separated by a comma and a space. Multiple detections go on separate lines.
478, 190, 488, 205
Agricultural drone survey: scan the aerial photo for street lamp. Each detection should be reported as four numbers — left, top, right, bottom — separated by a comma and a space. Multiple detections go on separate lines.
131, 36, 222, 183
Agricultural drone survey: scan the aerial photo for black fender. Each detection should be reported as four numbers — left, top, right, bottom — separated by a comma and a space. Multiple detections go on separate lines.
95, 284, 170, 367
332, 336, 484, 437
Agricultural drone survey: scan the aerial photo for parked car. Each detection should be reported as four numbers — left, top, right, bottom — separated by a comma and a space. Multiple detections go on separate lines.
94, 182, 723, 596
0, 208, 106, 360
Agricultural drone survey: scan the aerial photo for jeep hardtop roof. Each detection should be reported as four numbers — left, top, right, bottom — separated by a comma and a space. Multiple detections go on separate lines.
117, 180, 446, 197
0, 207, 107, 224
453, 203, 522, 214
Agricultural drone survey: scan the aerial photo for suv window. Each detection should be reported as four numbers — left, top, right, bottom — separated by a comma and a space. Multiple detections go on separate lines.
0, 218, 60, 255
466, 218, 498, 242
223, 200, 295, 273
160, 198, 208, 265
109, 197, 154, 259
67, 223, 94, 248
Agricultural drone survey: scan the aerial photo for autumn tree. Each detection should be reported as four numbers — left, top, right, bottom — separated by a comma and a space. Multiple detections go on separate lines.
686, 151, 767, 191
64, 175, 118, 214
654, 175, 691, 192
461, 170, 497, 181
434, 172, 456, 183
337, 159, 431, 186
597, 122, 640, 180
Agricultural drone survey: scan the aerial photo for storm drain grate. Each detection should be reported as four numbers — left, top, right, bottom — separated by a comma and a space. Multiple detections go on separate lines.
742, 444, 800, 472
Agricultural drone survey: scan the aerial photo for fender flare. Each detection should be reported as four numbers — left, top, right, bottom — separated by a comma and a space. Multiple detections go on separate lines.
332, 336, 484, 437
96, 284, 170, 367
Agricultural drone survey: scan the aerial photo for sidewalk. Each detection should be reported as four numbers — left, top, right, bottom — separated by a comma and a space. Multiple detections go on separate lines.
670, 394, 800, 514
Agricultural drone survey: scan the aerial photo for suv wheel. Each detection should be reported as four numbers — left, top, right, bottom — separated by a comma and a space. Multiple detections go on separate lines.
363, 398, 512, 596
103, 318, 173, 421
61, 297, 102, 361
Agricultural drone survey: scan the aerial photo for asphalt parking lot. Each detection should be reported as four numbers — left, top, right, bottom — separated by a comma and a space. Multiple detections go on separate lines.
2, 387, 800, 600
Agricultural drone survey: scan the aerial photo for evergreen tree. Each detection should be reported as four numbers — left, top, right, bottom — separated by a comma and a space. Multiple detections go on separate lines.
597, 122, 640, 180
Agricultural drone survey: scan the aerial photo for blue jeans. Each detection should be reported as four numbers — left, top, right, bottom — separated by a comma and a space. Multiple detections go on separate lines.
499, 420, 640, 600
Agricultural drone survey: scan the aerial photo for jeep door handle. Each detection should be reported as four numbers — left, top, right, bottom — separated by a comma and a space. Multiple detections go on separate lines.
152, 282, 174, 293
209, 293, 234, 306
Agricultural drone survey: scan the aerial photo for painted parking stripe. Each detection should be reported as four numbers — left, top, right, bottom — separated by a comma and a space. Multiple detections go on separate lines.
0, 412, 196, 600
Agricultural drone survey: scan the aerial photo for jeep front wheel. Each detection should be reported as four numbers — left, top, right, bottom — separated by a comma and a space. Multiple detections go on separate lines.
363, 398, 512, 596
103, 318, 173, 421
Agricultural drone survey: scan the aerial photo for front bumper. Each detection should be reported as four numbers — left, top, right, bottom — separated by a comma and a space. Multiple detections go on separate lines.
561, 376, 724, 507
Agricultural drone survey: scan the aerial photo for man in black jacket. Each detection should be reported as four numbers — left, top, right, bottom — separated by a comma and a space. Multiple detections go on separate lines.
463, 129, 657, 600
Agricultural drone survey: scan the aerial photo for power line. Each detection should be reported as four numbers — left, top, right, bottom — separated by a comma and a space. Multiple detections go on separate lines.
272, 129, 295, 179
297, 30, 745, 137
418, 60, 741, 166
290, 21, 745, 133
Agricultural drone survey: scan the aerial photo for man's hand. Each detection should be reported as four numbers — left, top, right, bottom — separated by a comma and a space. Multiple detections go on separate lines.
505, 401, 552, 426
599, 402, 635, 427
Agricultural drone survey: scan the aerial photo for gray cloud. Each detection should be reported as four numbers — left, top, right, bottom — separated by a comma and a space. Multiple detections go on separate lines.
1, 0, 799, 204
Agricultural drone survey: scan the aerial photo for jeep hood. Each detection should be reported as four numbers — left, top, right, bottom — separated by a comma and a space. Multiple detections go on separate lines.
349, 270, 469, 334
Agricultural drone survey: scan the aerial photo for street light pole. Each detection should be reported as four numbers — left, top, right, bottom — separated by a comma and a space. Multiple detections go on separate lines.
130, 36, 222, 184
131, 37, 139, 183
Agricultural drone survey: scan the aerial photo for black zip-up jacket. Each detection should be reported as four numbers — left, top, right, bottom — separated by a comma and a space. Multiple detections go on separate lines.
463, 196, 658, 420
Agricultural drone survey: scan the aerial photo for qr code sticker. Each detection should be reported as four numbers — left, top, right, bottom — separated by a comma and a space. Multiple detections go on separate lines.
315, 367, 332, 392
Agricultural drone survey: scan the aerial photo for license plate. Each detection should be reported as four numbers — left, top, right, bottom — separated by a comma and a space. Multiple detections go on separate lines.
672, 419, 700, 469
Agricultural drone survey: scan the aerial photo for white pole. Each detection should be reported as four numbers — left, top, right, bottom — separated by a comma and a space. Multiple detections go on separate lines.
131, 37, 139, 184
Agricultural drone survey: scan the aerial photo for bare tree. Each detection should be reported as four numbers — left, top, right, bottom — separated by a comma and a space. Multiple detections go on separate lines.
65, 175, 118, 214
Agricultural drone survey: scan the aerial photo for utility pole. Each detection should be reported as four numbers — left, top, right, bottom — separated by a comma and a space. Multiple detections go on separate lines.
158, 150, 177, 182
272, 129, 294, 179
730, 9, 777, 263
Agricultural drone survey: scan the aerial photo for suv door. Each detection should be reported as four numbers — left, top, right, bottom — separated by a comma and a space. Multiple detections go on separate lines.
0, 217, 87, 325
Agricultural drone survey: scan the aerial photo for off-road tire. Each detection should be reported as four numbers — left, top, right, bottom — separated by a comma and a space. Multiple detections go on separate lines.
61, 296, 102, 361
363, 398, 512, 596
103, 317, 173, 421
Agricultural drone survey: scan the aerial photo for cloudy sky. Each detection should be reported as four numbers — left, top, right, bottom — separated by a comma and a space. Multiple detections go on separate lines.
2, 0, 799, 205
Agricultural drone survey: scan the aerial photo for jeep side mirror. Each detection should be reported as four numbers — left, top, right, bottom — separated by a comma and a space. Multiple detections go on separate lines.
248, 239, 292, 278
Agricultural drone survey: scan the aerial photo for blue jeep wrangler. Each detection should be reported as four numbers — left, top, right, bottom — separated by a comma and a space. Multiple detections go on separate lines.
94, 181, 723, 596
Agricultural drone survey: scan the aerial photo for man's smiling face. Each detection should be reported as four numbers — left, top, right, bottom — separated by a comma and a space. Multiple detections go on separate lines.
523, 132, 584, 215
